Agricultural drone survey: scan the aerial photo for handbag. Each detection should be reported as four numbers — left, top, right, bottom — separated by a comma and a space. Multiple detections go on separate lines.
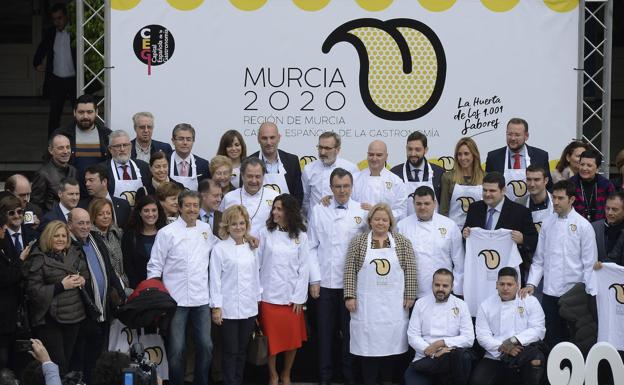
79, 287, 102, 320
246, 324, 268, 366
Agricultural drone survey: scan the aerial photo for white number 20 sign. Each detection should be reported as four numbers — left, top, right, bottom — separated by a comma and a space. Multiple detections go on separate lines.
548, 342, 624, 385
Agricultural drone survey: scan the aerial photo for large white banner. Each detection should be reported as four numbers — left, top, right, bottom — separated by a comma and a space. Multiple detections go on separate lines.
110, 0, 579, 169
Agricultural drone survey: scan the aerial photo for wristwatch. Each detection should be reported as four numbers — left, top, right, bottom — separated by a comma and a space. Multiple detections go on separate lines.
510, 336, 519, 345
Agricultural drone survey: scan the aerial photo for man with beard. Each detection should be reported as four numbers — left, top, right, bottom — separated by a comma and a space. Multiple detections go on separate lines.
31, 134, 77, 213
52, 94, 111, 196
404, 269, 474, 385
100, 130, 151, 208
390, 131, 444, 211
302, 132, 358, 216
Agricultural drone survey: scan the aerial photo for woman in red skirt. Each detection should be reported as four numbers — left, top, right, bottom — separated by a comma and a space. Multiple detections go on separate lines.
258, 194, 309, 385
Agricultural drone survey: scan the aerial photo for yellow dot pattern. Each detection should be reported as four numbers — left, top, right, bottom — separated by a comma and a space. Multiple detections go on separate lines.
292, 0, 331, 11
543, 0, 578, 12
355, 0, 394, 12
167, 0, 205, 11
417, 0, 457, 12
349, 27, 438, 113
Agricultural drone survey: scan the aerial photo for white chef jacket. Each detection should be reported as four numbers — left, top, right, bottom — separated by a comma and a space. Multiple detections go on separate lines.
475, 294, 545, 360
592, 263, 624, 351
352, 168, 408, 221
258, 228, 309, 305
398, 213, 465, 297
408, 294, 474, 361
221, 187, 279, 237
301, 158, 358, 216
209, 237, 262, 319
308, 199, 367, 288
147, 217, 217, 306
527, 210, 598, 296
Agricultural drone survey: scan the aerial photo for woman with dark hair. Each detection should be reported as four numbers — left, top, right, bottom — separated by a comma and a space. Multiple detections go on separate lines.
216, 130, 247, 189
122, 195, 167, 288
612, 148, 624, 192
257, 194, 309, 385
551, 141, 588, 184
136, 151, 184, 199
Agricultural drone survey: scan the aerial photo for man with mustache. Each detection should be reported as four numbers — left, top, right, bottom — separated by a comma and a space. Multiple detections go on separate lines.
404, 268, 474, 385
521, 180, 598, 348
52, 94, 111, 197
302, 132, 358, 216
99, 130, 151, 207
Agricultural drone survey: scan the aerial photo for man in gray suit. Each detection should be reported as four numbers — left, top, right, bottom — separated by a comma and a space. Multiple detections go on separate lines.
592, 192, 624, 260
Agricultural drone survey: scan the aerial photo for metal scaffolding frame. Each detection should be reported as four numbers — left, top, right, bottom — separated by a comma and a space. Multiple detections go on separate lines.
77, 0, 614, 170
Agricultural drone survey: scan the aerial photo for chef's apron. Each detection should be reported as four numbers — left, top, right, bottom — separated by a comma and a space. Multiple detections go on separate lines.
169, 153, 198, 191
448, 183, 482, 229
403, 162, 435, 217
111, 159, 143, 207
525, 192, 554, 233
350, 232, 409, 357
263, 159, 290, 195
504, 147, 531, 203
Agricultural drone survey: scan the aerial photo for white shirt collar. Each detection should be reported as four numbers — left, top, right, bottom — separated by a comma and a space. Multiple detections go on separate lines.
174, 152, 191, 164
490, 198, 505, 213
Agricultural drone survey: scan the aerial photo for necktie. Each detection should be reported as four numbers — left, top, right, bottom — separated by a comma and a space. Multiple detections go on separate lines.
121, 165, 131, 180
13, 233, 22, 255
485, 208, 497, 230
180, 161, 189, 177
513, 153, 521, 169
413, 169, 420, 182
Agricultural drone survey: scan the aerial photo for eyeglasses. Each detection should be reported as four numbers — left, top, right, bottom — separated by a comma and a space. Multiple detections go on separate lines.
136, 125, 153, 129
110, 143, 131, 150
317, 145, 337, 151
8, 209, 24, 217
174, 137, 194, 142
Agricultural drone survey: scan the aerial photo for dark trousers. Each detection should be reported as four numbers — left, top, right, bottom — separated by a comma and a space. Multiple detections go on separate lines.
70, 318, 109, 384
317, 287, 353, 382
541, 294, 569, 348
47, 74, 76, 135
404, 348, 473, 385
220, 317, 255, 385
470, 349, 544, 385
359, 355, 395, 385
0, 332, 14, 370
35, 319, 81, 374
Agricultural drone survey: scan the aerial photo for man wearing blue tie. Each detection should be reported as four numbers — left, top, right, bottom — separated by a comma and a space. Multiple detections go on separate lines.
0, 195, 38, 255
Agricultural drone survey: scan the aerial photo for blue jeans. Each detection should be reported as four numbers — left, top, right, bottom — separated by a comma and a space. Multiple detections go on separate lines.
167, 305, 213, 385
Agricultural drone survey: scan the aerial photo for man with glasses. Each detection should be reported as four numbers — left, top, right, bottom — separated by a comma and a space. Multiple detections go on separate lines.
0, 195, 38, 256
100, 130, 151, 207
302, 132, 358, 216
1, 174, 43, 230
170, 123, 210, 191
130, 111, 172, 162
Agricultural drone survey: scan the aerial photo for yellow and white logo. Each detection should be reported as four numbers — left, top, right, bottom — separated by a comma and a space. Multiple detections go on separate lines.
438, 156, 455, 171
354, 216, 362, 224
456, 197, 475, 213
478, 249, 501, 270
120, 191, 137, 207
370, 258, 391, 276
609, 283, 624, 304
507, 180, 527, 198
265, 183, 282, 193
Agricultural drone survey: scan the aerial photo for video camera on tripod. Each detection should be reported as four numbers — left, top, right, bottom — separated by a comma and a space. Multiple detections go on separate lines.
122, 343, 158, 385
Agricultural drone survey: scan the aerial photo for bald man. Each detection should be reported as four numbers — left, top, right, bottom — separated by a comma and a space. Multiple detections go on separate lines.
68, 207, 125, 383
1, 174, 43, 229
352, 140, 408, 220
248, 122, 303, 205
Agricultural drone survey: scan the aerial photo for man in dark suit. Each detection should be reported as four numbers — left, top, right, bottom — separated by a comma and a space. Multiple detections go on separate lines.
40, 177, 81, 229
390, 131, 444, 202
79, 164, 131, 228
130, 111, 173, 162
248, 122, 303, 205
592, 192, 624, 261
33, 3, 77, 135
0, 195, 38, 255
198, 179, 223, 238
101, 130, 151, 207
463, 172, 538, 284
169, 123, 210, 191
485, 118, 552, 196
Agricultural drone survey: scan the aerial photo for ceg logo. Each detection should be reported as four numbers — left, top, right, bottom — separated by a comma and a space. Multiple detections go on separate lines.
133, 25, 175, 75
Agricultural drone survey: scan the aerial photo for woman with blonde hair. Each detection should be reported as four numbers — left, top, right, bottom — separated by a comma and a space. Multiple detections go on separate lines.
210, 155, 236, 195
216, 130, 247, 189
210, 205, 261, 385
25, 220, 88, 373
343, 203, 417, 385
439, 137, 484, 227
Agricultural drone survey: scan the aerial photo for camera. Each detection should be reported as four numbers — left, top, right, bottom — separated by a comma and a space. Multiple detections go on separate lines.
122, 343, 157, 385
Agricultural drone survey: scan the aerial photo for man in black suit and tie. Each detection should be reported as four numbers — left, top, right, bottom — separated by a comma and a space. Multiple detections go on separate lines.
463, 172, 538, 284
248, 122, 304, 205
592, 192, 624, 261
170, 123, 210, 191
40, 177, 81, 229
130, 112, 173, 162
33, 3, 76, 134
485, 118, 551, 202
101, 130, 151, 207
80, 164, 131, 228
0, 195, 38, 254
198, 179, 223, 238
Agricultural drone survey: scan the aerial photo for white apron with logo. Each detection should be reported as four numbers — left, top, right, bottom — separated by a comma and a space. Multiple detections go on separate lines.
262, 158, 290, 195
403, 162, 435, 217
525, 192, 554, 233
169, 153, 198, 191
111, 159, 144, 207
504, 147, 531, 203
350, 232, 409, 356
448, 183, 483, 229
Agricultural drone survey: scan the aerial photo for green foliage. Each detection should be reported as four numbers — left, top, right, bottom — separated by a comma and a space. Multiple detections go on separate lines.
67, 0, 105, 93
